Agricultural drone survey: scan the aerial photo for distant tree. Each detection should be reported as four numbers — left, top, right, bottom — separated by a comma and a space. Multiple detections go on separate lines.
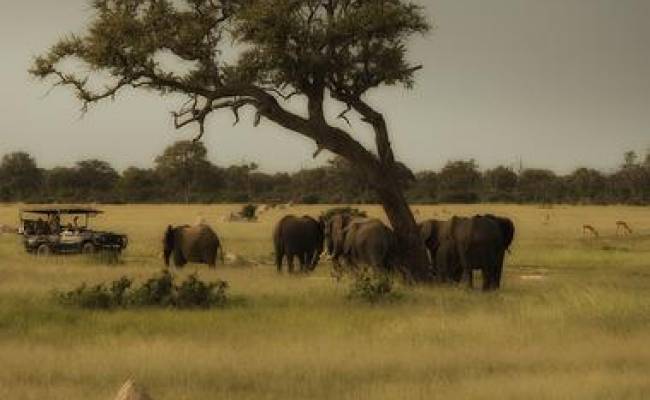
290, 168, 329, 203
483, 166, 518, 202
119, 167, 164, 202
437, 160, 481, 203
325, 156, 377, 203
0, 152, 43, 201
155, 141, 213, 203
221, 163, 259, 202
74, 159, 120, 201
610, 151, 650, 204
517, 169, 561, 203
623, 150, 638, 169
32, 0, 433, 281
406, 171, 438, 203
565, 168, 606, 203
46, 167, 79, 201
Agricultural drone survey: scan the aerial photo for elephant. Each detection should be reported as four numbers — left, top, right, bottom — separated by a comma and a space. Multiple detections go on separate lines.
163, 224, 224, 268
420, 214, 515, 290
325, 213, 397, 273
273, 215, 324, 273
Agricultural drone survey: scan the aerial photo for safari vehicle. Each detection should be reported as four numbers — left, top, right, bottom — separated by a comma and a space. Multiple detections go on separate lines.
19, 207, 128, 256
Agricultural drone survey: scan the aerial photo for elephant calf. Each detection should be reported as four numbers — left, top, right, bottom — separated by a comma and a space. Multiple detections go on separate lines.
163, 224, 223, 268
273, 215, 324, 273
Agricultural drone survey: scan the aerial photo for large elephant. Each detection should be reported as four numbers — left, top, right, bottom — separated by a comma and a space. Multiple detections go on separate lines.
163, 224, 223, 268
420, 215, 515, 290
325, 214, 397, 273
273, 215, 324, 273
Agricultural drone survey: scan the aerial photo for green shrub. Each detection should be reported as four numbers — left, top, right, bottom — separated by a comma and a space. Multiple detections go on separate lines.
128, 270, 175, 307
176, 274, 228, 309
57, 283, 115, 309
347, 269, 401, 304
239, 204, 258, 220
55, 271, 229, 310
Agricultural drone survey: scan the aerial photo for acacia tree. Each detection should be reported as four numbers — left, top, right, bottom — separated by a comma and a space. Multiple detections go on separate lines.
155, 140, 212, 203
31, 0, 432, 282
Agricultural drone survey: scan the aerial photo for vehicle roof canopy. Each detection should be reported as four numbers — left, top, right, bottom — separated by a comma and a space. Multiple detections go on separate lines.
20, 207, 104, 215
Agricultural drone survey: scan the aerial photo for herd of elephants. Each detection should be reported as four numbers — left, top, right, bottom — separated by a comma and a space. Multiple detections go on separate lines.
163, 211, 515, 291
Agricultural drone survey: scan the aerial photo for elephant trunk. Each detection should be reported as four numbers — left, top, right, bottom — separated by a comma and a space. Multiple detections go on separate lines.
163, 225, 174, 267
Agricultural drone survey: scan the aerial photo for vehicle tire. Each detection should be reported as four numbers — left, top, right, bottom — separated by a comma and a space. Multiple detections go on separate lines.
36, 244, 52, 257
82, 242, 96, 254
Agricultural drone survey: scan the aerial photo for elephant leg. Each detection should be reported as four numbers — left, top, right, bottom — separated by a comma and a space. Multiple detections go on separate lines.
436, 255, 448, 284
288, 254, 296, 274
481, 266, 492, 291
463, 268, 473, 289
275, 248, 284, 273
208, 250, 217, 269
299, 252, 308, 273
494, 251, 505, 289
457, 246, 473, 289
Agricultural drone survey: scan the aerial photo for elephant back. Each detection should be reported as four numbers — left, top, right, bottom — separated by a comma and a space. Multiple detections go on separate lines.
180, 224, 220, 261
274, 215, 323, 251
344, 218, 396, 270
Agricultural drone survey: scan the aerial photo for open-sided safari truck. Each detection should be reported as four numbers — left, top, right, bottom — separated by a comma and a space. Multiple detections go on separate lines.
19, 207, 128, 256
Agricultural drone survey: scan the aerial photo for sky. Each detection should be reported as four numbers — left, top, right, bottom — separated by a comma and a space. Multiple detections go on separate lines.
1, 0, 649, 174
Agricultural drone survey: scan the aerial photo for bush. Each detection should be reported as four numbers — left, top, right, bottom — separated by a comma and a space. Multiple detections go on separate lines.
128, 270, 175, 307
300, 193, 321, 204
55, 270, 229, 310
176, 274, 229, 309
239, 204, 258, 220
347, 269, 401, 304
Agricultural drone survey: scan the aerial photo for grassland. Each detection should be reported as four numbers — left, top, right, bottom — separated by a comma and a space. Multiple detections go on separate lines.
1, 203, 650, 400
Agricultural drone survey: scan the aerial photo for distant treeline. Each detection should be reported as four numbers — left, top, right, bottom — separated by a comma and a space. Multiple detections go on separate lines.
1, 141, 649, 205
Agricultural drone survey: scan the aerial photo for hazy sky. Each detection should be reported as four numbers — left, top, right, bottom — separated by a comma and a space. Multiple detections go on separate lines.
1, 0, 649, 174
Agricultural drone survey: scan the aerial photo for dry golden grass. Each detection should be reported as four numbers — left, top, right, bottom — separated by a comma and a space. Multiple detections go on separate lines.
1, 203, 650, 399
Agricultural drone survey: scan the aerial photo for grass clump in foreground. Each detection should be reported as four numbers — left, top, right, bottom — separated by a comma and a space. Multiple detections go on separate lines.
347, 269, 402, 304
55, 270, 229, 310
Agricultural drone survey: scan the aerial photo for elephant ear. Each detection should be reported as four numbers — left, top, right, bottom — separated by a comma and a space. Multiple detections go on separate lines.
164, 225, 174, 248
496, 217, 515, 250
172, 227, 187, 267
342, 221, 359, 255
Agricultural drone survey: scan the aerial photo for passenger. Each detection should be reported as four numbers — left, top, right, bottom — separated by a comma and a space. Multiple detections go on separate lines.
49, 214, 61, 234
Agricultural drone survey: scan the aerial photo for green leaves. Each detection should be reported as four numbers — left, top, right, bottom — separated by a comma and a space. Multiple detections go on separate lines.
233, 0, 430, 96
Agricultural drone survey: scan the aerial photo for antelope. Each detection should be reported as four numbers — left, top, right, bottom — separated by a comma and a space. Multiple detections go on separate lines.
616, 221, 633, 235
582, 224, 599, 238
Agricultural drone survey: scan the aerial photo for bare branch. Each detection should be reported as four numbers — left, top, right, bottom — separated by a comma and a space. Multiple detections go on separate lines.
336, 104, 352, 127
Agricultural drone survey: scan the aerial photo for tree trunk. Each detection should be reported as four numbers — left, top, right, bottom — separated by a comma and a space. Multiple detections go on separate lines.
374, 179, 432, 283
